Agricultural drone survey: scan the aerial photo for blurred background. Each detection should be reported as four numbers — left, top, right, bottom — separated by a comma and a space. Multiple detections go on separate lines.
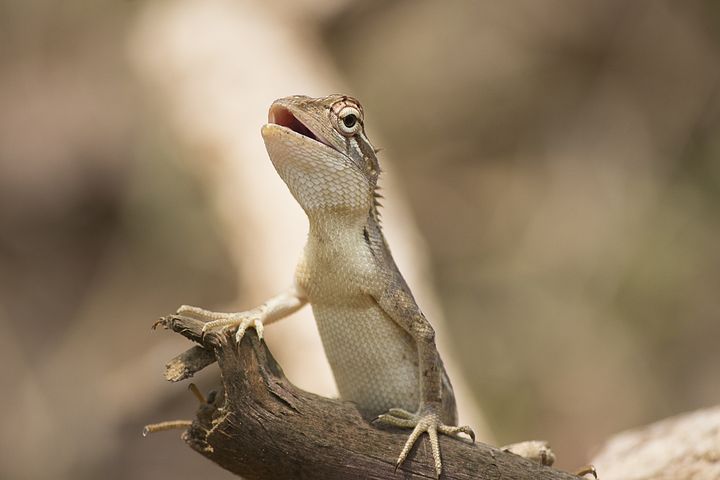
1, 1, 719, 479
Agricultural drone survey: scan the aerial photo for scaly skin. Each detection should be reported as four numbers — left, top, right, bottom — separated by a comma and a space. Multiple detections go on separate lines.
178, 94, 475, 477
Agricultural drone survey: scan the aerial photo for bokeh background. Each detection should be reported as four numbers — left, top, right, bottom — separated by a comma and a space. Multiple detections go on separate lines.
2, 1, 719, 479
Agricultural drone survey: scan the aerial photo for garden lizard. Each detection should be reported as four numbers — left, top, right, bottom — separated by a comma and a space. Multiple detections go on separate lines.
176, 95, 545, 477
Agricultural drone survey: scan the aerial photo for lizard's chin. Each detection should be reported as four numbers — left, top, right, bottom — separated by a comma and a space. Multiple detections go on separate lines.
261, 123, 343, 159
261, 124, 373, 214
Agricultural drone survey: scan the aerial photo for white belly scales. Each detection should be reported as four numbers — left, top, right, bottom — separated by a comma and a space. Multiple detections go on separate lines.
312, 299, 420, 418
297, 218, 422, 418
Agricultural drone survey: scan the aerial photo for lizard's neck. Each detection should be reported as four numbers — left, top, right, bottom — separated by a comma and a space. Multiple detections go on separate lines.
306, 209, 369, 243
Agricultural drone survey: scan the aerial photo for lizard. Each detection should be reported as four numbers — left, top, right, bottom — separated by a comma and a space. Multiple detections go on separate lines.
175, 94, 551, 477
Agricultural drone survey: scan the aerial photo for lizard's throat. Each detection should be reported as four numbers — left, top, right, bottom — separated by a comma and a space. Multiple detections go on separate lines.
279, 163, 373, 217
307, 211, 368, 243
263, 131, 374, 217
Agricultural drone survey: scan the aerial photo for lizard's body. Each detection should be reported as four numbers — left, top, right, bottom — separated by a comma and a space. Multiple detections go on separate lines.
297, 198, 457, 423
179, 94, 472, 476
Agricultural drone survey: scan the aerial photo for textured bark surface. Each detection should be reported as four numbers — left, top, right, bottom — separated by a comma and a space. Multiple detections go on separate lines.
591, 406, 720, 480
163, 345, 216, 382
152, 315, 582, 480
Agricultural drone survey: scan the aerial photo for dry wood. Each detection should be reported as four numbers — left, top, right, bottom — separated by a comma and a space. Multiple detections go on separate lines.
591, 405, 720, 480
162, 344, 217, 382
151, 315, 583, 480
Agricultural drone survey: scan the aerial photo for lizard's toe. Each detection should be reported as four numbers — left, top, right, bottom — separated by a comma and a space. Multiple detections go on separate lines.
376, 413, 417, 429
201, 316, 238, 333
176, 307, 266, 344
501, 440, 556, 466
574, 465, 597, 478
376, 408, 417, 427
394, 411, 441, 478
377, 405, 466, 478
438, 423, 475, 442
177, 304, 206, 316
234, 315, 264, 343
385, 408, 415, 419
176, 304, 228, 321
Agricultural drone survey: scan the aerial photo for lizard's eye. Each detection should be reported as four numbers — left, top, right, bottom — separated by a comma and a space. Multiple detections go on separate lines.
336, 106, 362, 136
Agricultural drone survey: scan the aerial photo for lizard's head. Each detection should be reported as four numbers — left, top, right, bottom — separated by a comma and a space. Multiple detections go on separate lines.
261, 95, 380, 218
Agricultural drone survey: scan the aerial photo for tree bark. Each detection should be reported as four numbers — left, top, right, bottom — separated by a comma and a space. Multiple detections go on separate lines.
152, 315, 582, 480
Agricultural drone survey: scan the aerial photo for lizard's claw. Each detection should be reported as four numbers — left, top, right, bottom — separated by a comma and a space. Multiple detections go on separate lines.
501, 440, 556, 466
574, 465, 597, 478
376, 404, 474, 478
176, 305, 265, 343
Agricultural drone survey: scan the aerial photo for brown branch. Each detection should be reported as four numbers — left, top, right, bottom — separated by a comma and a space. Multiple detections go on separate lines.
152, 315, 583, 480
163, 345, 216, 382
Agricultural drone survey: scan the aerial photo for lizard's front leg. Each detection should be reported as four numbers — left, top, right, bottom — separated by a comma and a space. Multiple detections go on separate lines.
176, 285, 307, 343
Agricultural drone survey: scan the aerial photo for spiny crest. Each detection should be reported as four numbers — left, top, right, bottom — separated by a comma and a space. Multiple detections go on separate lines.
372, 185, 383, 223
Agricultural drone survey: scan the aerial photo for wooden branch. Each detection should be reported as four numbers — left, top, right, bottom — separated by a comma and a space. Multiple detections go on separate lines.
591, 405, 720, 480
163, 345, 216, 382
152, 315, 583, 480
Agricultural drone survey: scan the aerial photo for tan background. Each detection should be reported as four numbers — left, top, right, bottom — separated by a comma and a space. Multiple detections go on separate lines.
1, 1, 719, 479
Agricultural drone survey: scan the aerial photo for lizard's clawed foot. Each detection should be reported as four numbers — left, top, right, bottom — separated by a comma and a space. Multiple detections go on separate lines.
501, 440, 556, 466
501, 441, 597, 477
574, 465, 597, 478
176, 305, 265, 343
376, 404, 474, 478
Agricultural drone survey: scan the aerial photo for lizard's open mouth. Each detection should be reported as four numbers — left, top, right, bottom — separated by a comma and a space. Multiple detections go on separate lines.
268, 105, 320, 143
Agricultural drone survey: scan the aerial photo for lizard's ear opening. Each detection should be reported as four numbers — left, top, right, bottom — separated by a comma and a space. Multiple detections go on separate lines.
268, 105, 318, 142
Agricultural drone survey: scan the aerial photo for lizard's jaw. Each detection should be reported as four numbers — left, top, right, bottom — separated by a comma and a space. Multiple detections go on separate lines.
261, 121, 372, 216
267, 105, 317, 141
265, 104, 336, 152
261, 105, 346, 171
